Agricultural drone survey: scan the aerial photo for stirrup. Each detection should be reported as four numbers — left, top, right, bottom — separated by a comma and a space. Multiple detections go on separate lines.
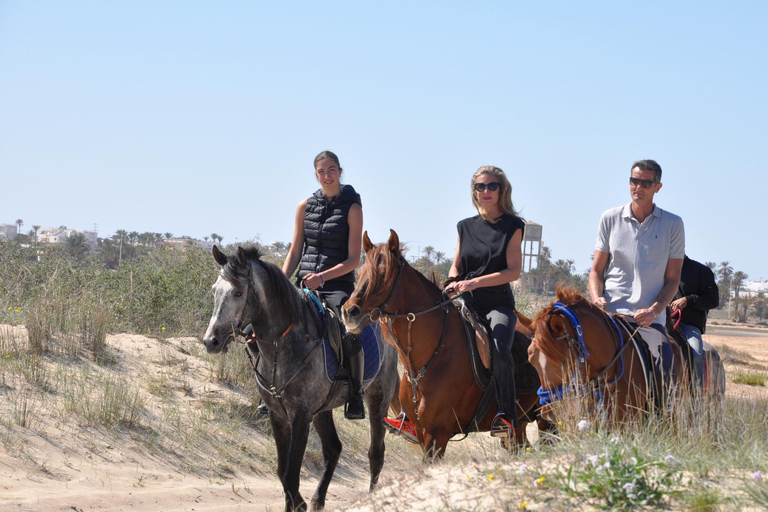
490, 413, 515, 438
344, 394, 365, 420
382, 414, 419, 444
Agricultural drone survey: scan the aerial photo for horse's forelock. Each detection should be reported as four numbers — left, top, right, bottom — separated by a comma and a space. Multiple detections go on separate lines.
531, 286, 597, 364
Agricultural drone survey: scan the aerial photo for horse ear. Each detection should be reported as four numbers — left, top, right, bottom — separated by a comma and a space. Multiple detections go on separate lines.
362, 231, 374, 253
515, 310, 534, 332
212, 245, 227, 266
237, 246, 248, 266
387, 229, 401, 256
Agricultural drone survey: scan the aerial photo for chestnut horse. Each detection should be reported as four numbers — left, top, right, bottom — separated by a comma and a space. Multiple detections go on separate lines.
517, 286, 686, 424
342, 230, 546, 458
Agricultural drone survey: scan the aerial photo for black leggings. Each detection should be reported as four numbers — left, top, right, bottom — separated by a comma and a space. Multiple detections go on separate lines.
481, 305, 519, 427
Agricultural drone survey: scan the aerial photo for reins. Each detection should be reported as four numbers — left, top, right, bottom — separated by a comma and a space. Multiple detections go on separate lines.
369, 257, 456, 421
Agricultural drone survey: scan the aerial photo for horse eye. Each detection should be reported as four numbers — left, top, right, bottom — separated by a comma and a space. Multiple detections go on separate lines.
234, 291, 243, 298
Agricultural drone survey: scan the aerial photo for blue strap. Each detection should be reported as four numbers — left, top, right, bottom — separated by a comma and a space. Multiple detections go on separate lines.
553, 302, 590, 362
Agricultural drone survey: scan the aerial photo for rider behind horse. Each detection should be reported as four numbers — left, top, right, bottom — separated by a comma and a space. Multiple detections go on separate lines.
444, 166, 525, 438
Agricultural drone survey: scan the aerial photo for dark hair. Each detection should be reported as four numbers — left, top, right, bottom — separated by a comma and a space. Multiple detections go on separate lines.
313, 150, 341, 169
631, 159, 662, 183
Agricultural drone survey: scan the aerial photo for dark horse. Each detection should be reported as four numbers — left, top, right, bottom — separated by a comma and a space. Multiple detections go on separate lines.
202, 246, 399, 512
342, 230, 548, 458
518, 286, 690, 424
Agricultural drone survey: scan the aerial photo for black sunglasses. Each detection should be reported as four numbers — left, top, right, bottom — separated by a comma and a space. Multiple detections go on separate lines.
474, 182, 500, 192
629, 177, 658, 189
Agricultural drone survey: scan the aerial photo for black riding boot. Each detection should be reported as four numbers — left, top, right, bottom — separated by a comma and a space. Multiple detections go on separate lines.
343, 334, 366, 420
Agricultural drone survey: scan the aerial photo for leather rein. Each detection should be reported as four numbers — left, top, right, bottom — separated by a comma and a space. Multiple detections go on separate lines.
367, 257, 456, 418
232, 263, 322, 416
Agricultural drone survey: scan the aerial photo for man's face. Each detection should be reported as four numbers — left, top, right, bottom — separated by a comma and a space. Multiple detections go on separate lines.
629, 167, 662, 206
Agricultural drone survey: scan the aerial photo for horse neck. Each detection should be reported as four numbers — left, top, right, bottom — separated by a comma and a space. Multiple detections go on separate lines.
245, 260, 306, 341
384, 265, 457, 362
575, 306, 623, 378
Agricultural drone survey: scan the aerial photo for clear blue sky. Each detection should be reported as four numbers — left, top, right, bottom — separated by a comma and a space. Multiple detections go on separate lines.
2, 1, 766, 279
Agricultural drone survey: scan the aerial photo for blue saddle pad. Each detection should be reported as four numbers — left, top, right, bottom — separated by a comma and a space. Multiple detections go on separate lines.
304, 291, 381, 384
321, 324, 380, 384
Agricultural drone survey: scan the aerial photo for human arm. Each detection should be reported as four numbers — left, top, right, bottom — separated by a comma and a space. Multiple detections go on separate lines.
282, 199, 307, 278
301, 203, 363, 291
445, 229, 523, 295
634, 257, 684, 327
588, 250, 610, 309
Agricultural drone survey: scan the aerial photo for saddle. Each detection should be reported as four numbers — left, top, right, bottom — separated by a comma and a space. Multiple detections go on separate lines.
306, 290, 344, 361
452, 295, 541, 433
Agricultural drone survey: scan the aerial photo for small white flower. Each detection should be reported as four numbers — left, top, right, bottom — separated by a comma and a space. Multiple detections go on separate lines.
517, 464, 528, 474
586, 455, 600, 466
627, 493, 638, 500
754, 471, 764, 483
577, 419, 590, 431
664, 454, 677, 465
610, 437, 620, 444
623, 482, 637, 494
596, 462, 610, 473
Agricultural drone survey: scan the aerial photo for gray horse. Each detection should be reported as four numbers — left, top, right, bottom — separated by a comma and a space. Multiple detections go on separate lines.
202, 246, 399, 512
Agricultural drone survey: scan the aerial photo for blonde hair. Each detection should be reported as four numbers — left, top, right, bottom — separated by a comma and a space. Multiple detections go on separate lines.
470, 166, 520, 222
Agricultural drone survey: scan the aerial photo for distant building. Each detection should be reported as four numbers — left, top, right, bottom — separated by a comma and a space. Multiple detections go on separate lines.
742, 280, 768, 297
0, 224, 18, 240
37, 227, 98, 246
163, 237, 214, 250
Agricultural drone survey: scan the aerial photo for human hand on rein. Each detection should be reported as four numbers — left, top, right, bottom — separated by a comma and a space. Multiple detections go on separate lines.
670, 297, 688, 312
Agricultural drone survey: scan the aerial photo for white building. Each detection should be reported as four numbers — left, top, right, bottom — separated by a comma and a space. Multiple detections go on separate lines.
0, 224, 18, 240
742, 280, 768, 297
37, 227, 98, 246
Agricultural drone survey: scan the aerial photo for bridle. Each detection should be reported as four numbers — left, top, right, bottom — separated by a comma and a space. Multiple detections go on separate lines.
364, 256, 457, 418
536, 302, 639, 414
222, 260, 321, 417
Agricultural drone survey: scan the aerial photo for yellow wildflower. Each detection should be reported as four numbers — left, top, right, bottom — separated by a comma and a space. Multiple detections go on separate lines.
518, 501, 527, 509
488, 474, 494, 481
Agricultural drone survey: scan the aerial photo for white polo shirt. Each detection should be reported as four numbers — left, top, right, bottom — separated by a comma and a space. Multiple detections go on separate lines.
595, 203, 685, 326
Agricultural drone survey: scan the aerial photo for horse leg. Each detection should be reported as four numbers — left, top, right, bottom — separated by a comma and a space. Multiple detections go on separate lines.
270, 415, 291, 488
421, 430, 449, 462
309, 411, 341, 511
278, 411, 312, 512
364, 384, 389, 491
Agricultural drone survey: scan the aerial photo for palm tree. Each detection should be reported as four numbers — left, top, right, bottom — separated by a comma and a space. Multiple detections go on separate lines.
116, 229, 127, 263
435, 251, 445, 264
423, 245, 435, 262
66, 232, 90, 260
705, 261, 717, 270
32, 225, 40, 244
164, 232, 174, 240
15, 219, 23, 235
733, 271, 749, 299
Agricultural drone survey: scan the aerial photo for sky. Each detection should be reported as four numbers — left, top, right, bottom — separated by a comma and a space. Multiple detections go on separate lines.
1, 1, 766, 280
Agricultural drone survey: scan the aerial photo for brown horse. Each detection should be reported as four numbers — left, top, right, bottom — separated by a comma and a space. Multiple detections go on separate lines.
342, 230, 546, 458
517, 286, 687, 424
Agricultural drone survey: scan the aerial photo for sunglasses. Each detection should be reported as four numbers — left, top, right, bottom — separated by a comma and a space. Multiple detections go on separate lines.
629, 177, 658, 189
474, 182, 500, 192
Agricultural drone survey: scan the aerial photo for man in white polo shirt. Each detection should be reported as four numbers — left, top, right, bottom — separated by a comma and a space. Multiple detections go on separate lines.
588, 159, 685, 371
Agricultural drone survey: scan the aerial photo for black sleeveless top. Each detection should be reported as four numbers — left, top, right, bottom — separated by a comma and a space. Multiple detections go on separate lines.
297, 184, 362, 288
457, 213, 525, 311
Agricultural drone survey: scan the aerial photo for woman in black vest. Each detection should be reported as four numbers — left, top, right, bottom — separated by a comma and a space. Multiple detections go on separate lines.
281, 150, 366, 420
445, 166, 524, 438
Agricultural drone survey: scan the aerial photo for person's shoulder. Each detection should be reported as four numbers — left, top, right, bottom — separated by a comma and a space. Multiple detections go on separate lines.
339, 184, 362, 205
656, 206, 683, 224
600, 204, 625, 223
501, 213, 525, 230
458, 214, 481, 228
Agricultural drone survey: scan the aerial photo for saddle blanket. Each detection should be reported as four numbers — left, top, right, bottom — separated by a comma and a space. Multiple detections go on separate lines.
320, 324, 380, 384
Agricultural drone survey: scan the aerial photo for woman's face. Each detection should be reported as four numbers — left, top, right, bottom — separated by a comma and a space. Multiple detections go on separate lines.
473, 172, 500, 209
315, 157, 342, 191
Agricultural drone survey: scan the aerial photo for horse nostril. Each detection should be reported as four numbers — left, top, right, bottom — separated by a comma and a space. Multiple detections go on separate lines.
347, 305, 361, 318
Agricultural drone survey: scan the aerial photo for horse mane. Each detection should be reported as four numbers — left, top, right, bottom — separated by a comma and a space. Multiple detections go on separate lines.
530, 285, 594, 364
222, 246, 307, 329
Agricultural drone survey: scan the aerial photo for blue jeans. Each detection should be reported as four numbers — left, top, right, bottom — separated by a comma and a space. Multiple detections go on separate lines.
679, 323, 704, 388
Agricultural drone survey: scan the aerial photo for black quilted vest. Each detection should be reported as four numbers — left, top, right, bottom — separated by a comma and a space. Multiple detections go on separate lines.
297, 185, 362, 285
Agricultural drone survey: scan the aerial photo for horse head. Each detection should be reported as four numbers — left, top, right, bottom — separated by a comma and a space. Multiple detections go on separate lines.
519, 287, 598, 400
203, 245, 254, 354
342, 229, 403, 334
